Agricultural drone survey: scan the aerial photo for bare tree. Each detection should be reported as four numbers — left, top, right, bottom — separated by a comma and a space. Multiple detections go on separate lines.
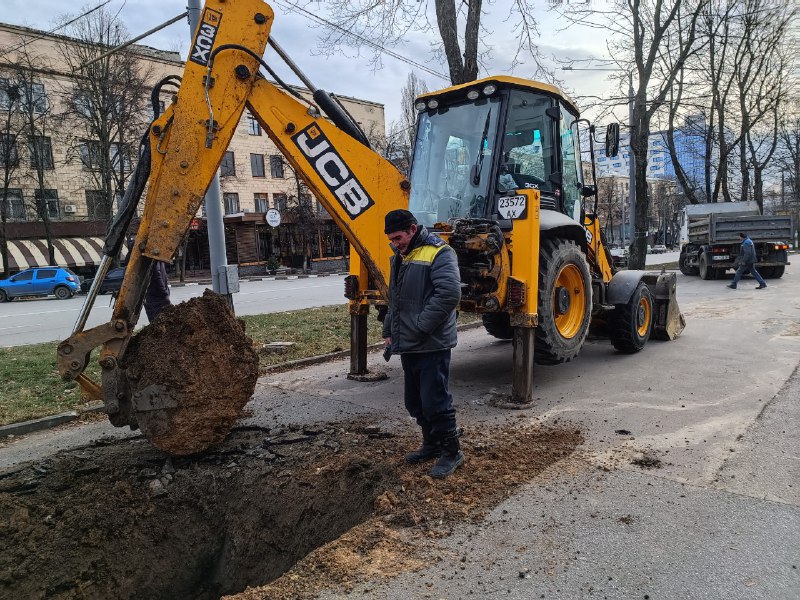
0, 68, 25, 276
56, 7, 150, 226
384, 72, 429, 175
15, 46, 57, 266
300, 1, 554, 85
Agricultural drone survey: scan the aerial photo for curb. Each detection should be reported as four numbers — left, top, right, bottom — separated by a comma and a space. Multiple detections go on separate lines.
0, 411, 79, 438
3, 320, 485, 440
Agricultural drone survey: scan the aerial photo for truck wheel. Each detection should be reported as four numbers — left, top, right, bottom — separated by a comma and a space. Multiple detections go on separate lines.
679, 251, 698, 276
609, 281, 653, 354
699, 253, 715, 280
535, 239, 592, 365
54, 286, 71, 300
770, 266, 785, 279
482, 313, 513, 340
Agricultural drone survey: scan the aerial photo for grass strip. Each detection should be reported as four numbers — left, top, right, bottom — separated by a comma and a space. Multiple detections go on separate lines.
0, 305, 478, 426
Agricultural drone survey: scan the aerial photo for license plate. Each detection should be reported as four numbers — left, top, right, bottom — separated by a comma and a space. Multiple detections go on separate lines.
712, 255, 729, 261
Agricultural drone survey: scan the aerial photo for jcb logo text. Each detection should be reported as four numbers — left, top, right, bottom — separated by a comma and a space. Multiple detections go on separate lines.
292, 125, 374, 219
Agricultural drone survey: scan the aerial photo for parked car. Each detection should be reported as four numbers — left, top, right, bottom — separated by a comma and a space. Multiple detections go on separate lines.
0, 267, 80, 301
651, 244, 668, 254
609, 247, 628, 268
80, 267, 126, 295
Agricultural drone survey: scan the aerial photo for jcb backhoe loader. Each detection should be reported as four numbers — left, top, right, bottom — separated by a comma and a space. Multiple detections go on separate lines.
57, 0, 684, 454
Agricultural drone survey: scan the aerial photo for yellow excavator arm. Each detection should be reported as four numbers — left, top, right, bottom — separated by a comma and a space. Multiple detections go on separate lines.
57, 0, 408, 448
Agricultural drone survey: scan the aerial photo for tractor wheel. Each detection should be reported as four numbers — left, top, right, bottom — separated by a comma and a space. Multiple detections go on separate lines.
699, 253, 715, 280
482, 312, 513, 340
679, 251, 698, 276
54, 286, 72, 300
609, 281, 653, 354
534, 238, 592, 365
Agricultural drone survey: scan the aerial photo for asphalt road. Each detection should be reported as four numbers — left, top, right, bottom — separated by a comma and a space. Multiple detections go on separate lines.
0, 275, 348, 347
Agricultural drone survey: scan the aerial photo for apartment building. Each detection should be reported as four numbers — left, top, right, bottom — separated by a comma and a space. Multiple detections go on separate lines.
0, 22, 385, 275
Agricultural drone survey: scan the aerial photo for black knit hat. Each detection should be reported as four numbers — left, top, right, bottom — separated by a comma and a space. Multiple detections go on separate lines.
384, 209, 417, 234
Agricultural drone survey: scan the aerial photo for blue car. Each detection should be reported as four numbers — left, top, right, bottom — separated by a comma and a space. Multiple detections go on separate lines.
0, 267, 81, 301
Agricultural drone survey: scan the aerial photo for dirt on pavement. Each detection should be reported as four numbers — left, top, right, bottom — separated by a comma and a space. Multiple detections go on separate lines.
0, 418, 581, 600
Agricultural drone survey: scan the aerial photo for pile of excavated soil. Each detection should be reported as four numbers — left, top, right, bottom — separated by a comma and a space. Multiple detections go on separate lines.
0, 420, 581, 600
123, 291, 259, 455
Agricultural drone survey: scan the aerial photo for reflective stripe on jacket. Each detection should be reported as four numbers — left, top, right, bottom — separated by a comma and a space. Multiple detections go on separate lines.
382, 226, 461, 354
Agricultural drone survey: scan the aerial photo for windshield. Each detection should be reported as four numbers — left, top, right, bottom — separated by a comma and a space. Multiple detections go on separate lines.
497, 90, 557, 196
409, 98, 501, 227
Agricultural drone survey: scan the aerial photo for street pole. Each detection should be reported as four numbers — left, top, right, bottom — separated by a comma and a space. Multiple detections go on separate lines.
187, 0, 235, 312
627, 73, 636, 252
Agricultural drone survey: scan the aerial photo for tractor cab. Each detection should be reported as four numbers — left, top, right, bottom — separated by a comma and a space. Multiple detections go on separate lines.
408, 76, 586, 228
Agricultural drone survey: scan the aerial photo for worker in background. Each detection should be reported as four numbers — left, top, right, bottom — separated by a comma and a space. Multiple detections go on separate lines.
727, 231, 767, 290
382, 209, 464, 479
144, 260, 171, 321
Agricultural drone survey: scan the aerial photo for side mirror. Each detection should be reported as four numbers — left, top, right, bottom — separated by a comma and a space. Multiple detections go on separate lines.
581, 184, 597, 198
605, 123, 620, 157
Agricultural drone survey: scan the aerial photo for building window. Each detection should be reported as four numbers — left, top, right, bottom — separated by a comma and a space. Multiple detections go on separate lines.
0, 134, 19, 166
29, 136, 54, 169
273, 192, 287, 211
299, 193, 312, 208
254, 193, 268, 213
74, 92, 95, 118
34, 189, 59, 220
110, 142, 132, 173
79, 140, 103, 170
250, 153, 265, 178
270, 155, 284, 178
3, 188, 25, 220
220, 151, 236, 177
86, 190, 111, 220
247, 113, 262, 136
223, 192, 240, 214
23, 83, 47, 113
0, 78, 21, 110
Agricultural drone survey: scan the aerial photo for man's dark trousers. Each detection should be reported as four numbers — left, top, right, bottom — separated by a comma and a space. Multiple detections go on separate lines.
400, 349, 456, 436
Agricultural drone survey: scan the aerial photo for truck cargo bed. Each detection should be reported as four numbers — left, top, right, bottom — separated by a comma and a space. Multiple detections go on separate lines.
688, 214, 793, 245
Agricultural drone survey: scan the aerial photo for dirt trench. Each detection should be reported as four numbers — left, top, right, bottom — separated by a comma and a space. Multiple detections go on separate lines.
0, 421, 581, 600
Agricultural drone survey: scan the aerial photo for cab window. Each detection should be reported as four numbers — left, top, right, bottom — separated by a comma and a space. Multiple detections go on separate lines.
559, 103, 583, 220
497, 91, 556, 194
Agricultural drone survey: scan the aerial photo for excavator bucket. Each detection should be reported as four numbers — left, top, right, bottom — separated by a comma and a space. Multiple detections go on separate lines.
643, 271, 685, 341
120, 292, 260, 455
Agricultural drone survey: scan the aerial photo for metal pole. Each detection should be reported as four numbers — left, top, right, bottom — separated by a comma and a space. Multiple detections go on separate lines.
628, 74, 636, 252
188, 0, 234, 311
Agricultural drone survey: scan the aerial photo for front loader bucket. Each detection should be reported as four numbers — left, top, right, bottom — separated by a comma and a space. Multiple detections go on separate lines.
643, 271, 685, 341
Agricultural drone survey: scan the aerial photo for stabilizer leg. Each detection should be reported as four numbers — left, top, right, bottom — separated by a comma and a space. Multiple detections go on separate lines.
511, 326, 536, 404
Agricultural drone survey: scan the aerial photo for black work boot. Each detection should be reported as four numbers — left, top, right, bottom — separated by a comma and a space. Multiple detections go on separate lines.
404, 431, 440, 464
429, 433, 464, 479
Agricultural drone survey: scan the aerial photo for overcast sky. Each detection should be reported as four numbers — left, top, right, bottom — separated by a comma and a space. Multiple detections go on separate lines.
4, 0, 622, 126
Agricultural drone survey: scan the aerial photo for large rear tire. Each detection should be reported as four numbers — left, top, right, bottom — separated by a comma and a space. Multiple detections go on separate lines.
609, 281, 653, 353
482, 312, 513, 340
699, 253, 715, 280
679, 250, 698, 276
535, 239, 592, 365
761, 266, 784, 279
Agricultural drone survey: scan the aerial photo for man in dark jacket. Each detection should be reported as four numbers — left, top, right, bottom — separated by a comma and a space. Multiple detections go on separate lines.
382, 209, 464, 478
727, 232, 767, 290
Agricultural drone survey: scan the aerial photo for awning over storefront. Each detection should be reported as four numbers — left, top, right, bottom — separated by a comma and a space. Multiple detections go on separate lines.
1, 237, 127, 273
